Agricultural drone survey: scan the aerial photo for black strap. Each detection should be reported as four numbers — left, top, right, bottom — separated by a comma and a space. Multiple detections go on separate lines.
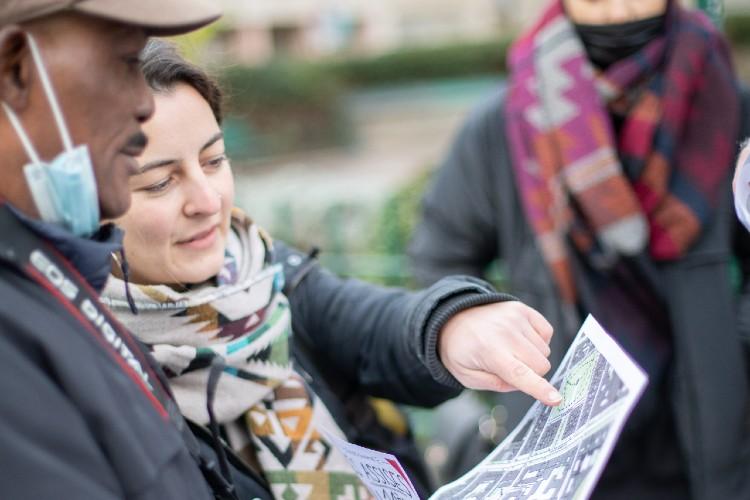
0, 205, 175, 415
282, 247, 319, 296
0, 204, 238, 500
206, 356, 235, 497
179, 421, 240, 500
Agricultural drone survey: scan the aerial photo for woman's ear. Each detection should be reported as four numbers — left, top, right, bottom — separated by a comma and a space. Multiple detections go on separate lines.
0, 26, 31, 111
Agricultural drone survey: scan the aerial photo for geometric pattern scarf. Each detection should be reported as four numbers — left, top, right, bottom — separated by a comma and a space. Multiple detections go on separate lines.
506, 0, 739, 303
103, 209, 373, 500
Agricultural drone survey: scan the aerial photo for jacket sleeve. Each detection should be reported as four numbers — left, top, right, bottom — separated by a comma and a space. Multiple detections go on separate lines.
407, 89, 509, 286
277, 244, 516, 407
0, 332, 124, 499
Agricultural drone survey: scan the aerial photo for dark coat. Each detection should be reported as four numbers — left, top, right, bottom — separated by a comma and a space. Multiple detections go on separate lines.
0, 233, 214, 499
409, 85, 750, 500
0, 206, 510, 500
188, 242, 514, 500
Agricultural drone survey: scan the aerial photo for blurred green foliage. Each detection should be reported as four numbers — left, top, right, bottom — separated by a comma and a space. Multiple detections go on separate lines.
320, 38, 510, 87
221, 61, 353, 158
220, 38, 509, 159
370, 170, 431, 255
172, 20, 230, 62
726, 14, 750, 48
318, 168, 507, 289
223, 61, 342, 110
365, 170, 433, 286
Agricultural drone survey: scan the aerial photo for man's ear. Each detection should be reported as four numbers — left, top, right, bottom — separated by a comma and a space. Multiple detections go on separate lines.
0, 26, 31, 111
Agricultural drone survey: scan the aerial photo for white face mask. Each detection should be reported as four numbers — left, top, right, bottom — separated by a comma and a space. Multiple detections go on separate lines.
2, 33, 99, 237
735, 152, 750, 233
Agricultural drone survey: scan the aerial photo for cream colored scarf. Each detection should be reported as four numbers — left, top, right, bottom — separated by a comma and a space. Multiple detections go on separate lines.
103, 211, 372, 499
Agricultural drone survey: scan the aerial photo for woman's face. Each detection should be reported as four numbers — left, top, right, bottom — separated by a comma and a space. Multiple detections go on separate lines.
116, 83, 234, 285
564, 0, 668, 24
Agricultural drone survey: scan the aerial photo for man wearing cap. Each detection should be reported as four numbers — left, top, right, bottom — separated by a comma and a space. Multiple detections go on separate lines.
0, 1, 225, 499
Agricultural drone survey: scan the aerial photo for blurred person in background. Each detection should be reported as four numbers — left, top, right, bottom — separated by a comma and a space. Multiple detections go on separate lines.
0, 1, 228, 499
102, 39, 563, 500
409, 0, 750, 498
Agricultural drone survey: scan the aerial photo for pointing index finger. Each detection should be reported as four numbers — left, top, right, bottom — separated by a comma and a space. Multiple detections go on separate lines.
501, 358, 562, 406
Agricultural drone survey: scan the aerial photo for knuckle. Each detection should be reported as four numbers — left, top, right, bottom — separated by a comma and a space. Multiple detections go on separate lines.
512, 362, 530, 378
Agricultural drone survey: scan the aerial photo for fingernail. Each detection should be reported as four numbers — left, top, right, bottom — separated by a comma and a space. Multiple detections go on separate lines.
548, 390, 562, 403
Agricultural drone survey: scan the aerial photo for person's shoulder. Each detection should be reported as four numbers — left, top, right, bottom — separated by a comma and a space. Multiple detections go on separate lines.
454, 81, 510, 145
0, 271, 54, 364
0, 264, 47, 318
271, 241, 320, 297
467, 81, 509, 126
0, 264, 82, 348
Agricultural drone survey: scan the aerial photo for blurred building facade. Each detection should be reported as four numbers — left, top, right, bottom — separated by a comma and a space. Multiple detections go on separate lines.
209, 0, 745, 65
214, 0, 548, 64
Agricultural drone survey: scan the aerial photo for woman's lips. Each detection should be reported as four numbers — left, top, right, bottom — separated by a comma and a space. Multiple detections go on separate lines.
177, 225, 218, 250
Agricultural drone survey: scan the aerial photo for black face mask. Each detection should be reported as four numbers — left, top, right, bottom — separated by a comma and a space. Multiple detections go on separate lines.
574, 14, 666, 69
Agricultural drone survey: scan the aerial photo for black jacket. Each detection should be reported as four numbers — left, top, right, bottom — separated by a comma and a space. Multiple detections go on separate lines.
0, 215, 214, 500
0, 207, 513, 499
187, 242, 515, 500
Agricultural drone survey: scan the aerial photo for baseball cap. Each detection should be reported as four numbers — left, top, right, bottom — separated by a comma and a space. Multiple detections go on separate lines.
0, 0, 221, 36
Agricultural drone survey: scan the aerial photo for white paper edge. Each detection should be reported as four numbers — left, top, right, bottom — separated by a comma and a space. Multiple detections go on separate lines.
431, 314, 649, 500
572, 315, 648, 500
321, 428, 421, 499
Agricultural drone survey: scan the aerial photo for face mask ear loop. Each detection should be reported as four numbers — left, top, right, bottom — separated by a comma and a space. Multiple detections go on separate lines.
26, 34, 73, 153
1, 103, 41, 164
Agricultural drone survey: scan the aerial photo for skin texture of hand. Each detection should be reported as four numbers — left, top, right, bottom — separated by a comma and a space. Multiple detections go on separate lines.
439, 301, 562, 406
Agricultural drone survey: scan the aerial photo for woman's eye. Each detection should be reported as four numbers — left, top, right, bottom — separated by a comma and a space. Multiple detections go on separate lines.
142, 177, 173, 193
205, 155, 227, 170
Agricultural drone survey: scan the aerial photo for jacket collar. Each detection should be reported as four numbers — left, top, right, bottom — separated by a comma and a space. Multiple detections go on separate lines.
9, 205, 123, 292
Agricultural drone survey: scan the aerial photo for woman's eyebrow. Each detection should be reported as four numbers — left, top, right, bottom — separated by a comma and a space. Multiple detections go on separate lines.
137, 159, 177, 174
200, 132, 224, 153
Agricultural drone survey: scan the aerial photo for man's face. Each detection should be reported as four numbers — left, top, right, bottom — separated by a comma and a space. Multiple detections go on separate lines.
26, 14, 153, 219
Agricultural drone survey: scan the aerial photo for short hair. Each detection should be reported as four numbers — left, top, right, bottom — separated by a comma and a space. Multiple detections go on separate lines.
140, 38, 223, 124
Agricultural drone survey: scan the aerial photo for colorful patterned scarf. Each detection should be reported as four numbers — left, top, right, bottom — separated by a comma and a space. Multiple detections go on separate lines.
506, 0, 739, 303
103, 210, 373, 499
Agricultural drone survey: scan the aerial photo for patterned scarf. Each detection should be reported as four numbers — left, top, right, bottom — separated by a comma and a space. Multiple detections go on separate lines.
506, 0, 739, 303
103, 210, 372, 500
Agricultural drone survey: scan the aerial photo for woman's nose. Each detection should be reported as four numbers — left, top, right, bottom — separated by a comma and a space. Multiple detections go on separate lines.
183, 172, 221, 216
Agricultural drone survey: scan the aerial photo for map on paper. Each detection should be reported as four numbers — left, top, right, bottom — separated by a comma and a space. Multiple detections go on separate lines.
431, 315, 648, 500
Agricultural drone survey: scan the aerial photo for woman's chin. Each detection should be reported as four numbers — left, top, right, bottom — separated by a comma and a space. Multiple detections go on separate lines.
167, 250, 226, 285
179, 266, 223, 286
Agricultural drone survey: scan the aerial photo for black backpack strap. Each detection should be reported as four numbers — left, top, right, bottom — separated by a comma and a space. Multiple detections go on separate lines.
275, 244, 320, 297
0, 205, 244, 500
178, 419, 240, 500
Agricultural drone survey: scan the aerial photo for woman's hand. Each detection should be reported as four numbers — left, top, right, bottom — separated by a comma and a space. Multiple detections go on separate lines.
439, 301, 562, 406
